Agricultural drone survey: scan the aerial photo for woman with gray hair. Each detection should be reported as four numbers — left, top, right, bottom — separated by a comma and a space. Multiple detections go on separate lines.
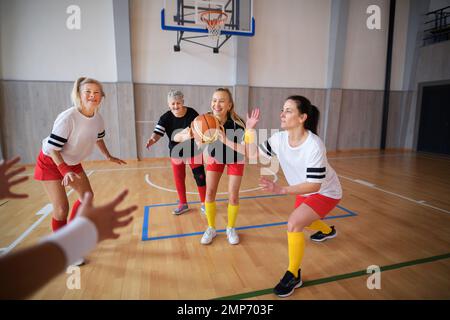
146, 90, 206, 214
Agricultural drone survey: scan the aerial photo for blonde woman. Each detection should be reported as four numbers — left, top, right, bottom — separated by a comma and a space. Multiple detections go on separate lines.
34, 77, 125, 264
199, 88, 259, 245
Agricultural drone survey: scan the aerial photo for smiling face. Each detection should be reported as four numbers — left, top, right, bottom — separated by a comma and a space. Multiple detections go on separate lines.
80, 83, 103, 111
211, 90, 232, 121
280, 99, 307, 130
168, 97, 186, 117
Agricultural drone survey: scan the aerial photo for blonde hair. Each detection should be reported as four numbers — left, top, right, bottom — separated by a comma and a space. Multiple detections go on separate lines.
213, 88, 245, 128
71, 77, 105, 108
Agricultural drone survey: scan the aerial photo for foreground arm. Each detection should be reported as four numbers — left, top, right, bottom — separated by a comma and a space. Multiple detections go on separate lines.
0, 189, 137, 299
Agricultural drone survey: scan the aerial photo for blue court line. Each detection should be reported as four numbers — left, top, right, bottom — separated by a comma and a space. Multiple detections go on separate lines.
142, 194, 357, 241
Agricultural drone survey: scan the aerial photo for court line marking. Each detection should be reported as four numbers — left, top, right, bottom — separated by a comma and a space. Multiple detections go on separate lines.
1, 171, 94, 256
214, 252, 450, 300
328, 153, 411, 160
141, 194, 358, 241
16, 152, 420, 177
18, 165, 171, 176
144, 172, 275, 195
339, 174, 450, 214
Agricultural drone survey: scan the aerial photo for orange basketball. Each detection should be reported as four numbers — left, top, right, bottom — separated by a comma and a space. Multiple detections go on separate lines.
191, 114, 221, 144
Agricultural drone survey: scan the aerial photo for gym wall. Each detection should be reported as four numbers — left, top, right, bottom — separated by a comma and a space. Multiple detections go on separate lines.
0, 0, 448, 163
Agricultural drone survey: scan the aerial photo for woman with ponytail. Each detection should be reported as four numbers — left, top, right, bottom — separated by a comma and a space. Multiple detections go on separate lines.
34, 77, 126, 265
196, 88, 259, 245
257, 95, 342, 297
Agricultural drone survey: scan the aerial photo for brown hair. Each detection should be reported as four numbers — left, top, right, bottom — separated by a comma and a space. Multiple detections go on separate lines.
286, 95, 320, 135
71, 77, 105, 108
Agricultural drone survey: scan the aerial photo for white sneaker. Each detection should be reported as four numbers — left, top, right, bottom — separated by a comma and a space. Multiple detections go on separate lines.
200, 227, 217, 245
226, 227, 239, 245
72, 258, 85, 266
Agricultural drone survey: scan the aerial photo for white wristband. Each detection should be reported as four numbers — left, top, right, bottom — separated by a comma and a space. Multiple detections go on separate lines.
42, 217, 98, 267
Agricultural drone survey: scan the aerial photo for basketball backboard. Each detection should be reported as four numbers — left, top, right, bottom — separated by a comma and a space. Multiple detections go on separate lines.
161, 0, 255, 37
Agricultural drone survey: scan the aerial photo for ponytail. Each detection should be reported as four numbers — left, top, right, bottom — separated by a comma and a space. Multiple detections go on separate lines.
286, 95, 320, 135
71, 77, 105, 108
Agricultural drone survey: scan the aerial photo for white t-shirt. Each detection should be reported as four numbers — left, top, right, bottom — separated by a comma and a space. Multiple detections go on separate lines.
42, 107, 105, 165
259, 130, 342, 199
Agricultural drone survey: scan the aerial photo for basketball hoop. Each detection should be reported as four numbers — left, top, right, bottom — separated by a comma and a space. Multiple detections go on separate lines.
199, 10, 228, 38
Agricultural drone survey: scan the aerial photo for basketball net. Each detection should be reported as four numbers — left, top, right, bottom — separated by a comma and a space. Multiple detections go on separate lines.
199, 10, 228, 39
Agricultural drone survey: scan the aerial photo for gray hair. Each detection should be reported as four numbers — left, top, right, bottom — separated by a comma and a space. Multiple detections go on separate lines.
167, 90, 184, 101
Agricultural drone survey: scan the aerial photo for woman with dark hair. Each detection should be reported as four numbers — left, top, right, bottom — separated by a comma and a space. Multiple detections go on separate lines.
258, 95, 342, 297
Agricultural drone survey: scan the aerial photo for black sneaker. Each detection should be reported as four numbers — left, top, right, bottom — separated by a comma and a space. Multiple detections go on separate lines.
310, 225, 337, 242
273, 270, 302, 298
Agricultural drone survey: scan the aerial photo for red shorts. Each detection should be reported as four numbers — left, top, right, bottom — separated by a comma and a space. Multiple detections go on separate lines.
294, 193, 340, 218
34, 150, 84, 181
206, 157, 244, 176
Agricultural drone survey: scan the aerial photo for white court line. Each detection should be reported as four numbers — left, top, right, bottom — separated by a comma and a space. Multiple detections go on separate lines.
92, 166, 170, 173
16, 152, 447, 177
339, 175, 450, 214
354, 179, 375, 187
15, 153, 420, 177
36, 203, 53, 216
17, 165, 171, 176
328, 153, 411, 160
1, 171, 95, 256
145, 169, 278, 195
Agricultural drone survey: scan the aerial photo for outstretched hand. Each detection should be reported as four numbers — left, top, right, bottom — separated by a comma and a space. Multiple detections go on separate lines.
79, 189, 137, 242
259, 176, 286, 194
246, 108, 260, 130
109, 156, 127, 165
0, 156, 29, 200
61, 172, 81, 187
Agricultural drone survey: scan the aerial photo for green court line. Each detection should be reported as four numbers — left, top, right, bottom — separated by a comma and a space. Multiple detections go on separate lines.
214, 252, 450, 300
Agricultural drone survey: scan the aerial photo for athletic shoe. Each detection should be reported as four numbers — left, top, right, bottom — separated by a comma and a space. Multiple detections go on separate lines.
226, 227, 239, 245
172, 203, 189, 215
200, 204, 206, 215
200, 227, 217, 245
273, 269, 302, 298
310, 225, 337, 242
72, 258, 85, 267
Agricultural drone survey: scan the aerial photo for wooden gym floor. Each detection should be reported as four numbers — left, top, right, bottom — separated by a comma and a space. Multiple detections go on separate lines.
0, 150, 449, 299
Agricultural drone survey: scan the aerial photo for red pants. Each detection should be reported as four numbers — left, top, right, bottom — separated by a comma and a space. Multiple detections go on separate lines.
171, 155, 206, 204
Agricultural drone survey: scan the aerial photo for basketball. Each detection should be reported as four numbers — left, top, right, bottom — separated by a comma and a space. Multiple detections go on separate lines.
191, 113, 221, 144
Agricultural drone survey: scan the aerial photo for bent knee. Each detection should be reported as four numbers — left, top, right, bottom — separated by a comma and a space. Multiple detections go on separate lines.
287, 220, 306, 233
53, 204, 69, 220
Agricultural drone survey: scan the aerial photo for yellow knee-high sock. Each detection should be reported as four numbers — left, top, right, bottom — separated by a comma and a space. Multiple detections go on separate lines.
205, 201, 216, 228
306, 220, 332, 234
227, 204, 239, 228
287, 232, 305, 278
